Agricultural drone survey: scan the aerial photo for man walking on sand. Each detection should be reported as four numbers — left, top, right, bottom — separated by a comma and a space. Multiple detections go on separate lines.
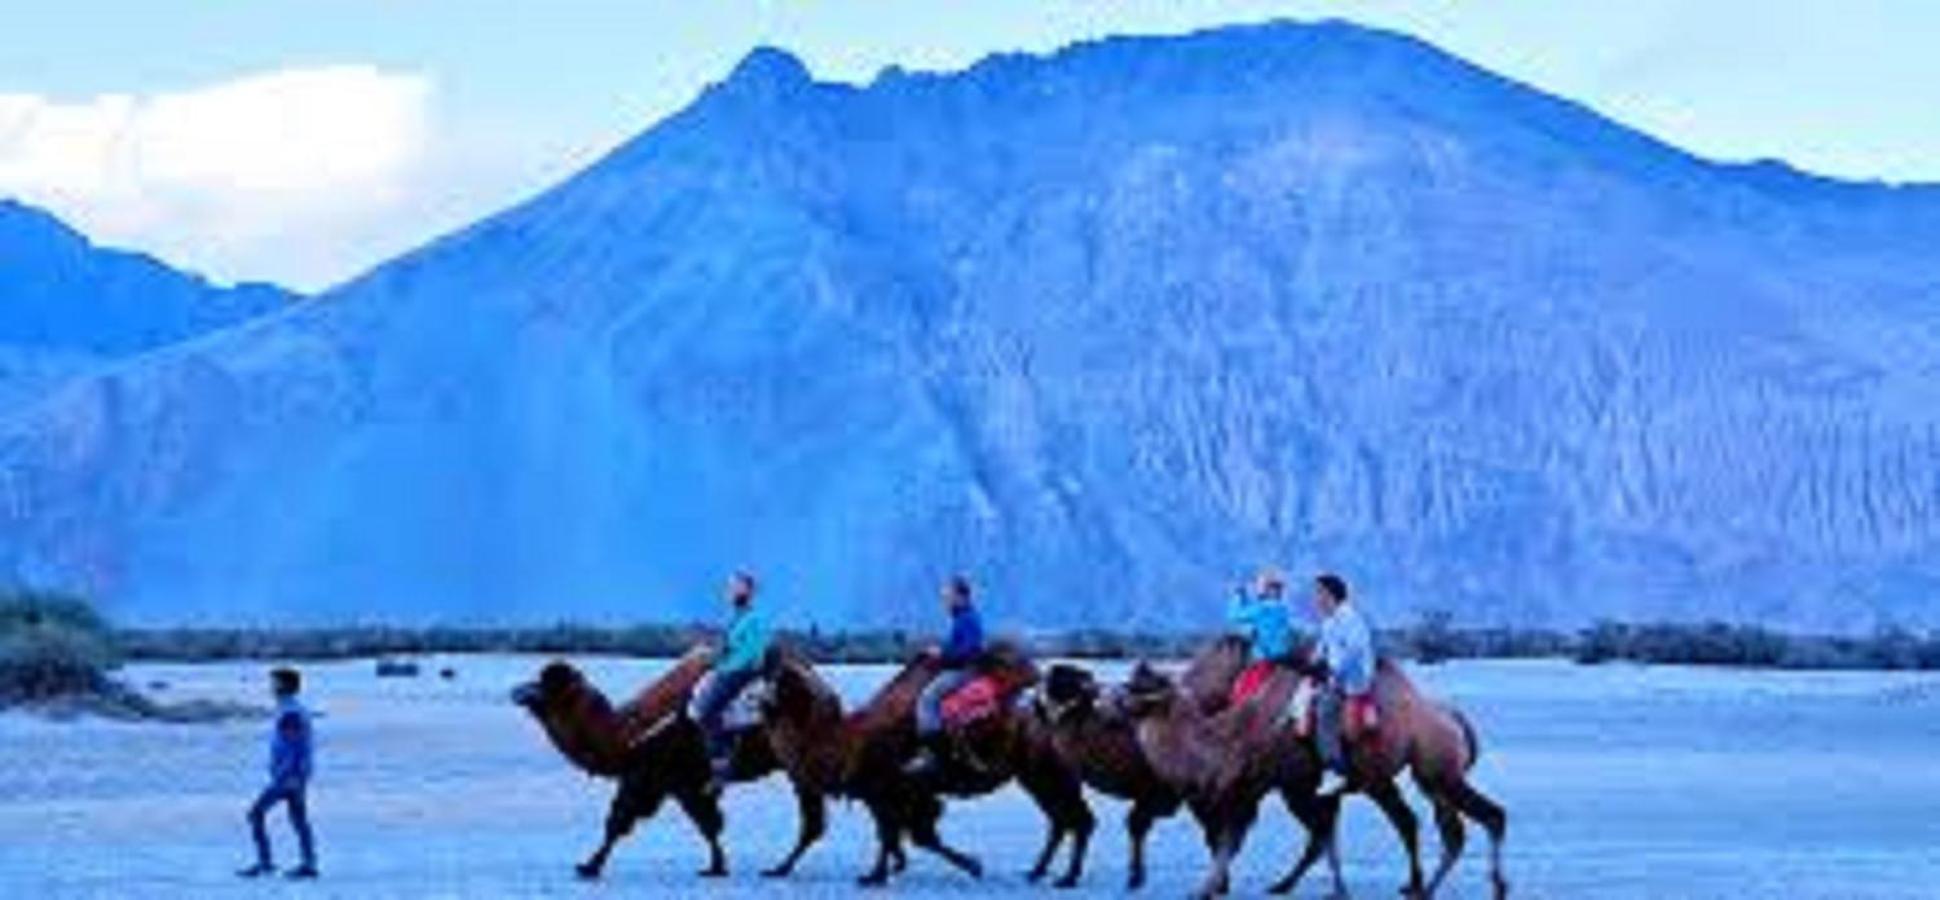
238, 667, 318, 880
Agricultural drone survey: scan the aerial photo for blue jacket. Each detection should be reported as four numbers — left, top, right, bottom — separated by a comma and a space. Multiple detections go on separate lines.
718, 606, 772, 674
1228, 593, 1294, 662
939, 604, 985, 669
268, 697, 313, 788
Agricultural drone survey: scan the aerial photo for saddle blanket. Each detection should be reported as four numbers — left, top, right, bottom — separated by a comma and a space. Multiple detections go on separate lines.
940, 675, 1006, 728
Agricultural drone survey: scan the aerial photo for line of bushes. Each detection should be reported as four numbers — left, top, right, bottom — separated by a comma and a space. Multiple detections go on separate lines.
107, 616, 1940, 671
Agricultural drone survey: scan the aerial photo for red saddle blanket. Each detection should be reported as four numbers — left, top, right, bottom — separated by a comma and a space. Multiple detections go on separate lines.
1230, 660, 1277, 706
940, 675, 1007, 728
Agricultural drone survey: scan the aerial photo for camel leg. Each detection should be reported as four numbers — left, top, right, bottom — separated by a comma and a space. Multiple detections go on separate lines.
1449, 782, 1509, 899
1364, 779, 1425, 898
1018, 765, 1093, 888
1025, 821, 1067, 884
1055, 803, 1094, 889
858, 799, 900, 887
1195, 794, 1258, 900
1194, 820, 1240, 899
577, 784, 659, 879
762, 782, 827, 878
1422, 795, 1466, 898
1270, 789, 1343, 897
674, 788, 728, 877
905, 794, 984, 879
1124, 798, 1171, 891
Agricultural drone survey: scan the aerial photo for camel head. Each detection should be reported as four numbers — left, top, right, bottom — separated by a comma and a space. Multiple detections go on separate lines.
1038, 663, 1102, 725
511, 660, 629, 778
1115, 661, 1182, 720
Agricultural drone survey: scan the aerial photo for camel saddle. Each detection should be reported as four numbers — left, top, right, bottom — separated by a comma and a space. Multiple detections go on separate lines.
1291, 682, 1381, 738
939, 674, 1010, 729
1229, 660, 1278, 706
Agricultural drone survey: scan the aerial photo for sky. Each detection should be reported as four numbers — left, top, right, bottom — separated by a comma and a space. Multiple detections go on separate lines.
1, 1, 1935, 292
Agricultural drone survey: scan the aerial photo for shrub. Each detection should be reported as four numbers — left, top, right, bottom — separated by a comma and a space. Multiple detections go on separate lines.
0, 591, 120, 705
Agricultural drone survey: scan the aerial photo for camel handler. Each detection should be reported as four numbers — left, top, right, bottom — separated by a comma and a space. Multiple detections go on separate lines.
1309, 572, 1375, 795
693, 571, 772, 787
1226, 567, 1297, 702
906, 574, 986, 775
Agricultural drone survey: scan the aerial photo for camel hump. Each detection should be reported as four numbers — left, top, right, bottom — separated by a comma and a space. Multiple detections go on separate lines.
1211, 665, 1297, 744
615, 649, 715, 741
977, 637, 1040, 689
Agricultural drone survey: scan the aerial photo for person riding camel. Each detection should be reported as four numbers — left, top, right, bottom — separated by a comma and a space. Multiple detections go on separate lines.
906, 574, 986, 775
693, 571, 772, 789
1309, 572, 1374, 795
1226, 567, 1296, 704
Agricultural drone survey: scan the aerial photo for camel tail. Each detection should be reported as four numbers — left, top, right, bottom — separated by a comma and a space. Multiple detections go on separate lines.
1453, 708, 1481, 771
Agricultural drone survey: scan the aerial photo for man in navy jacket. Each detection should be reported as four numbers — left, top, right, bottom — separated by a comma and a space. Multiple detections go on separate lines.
907, 575, 985, 774
238, 667, 318, 880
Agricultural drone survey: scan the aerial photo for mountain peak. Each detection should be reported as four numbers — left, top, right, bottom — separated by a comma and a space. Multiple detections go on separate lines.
725, 45, 813, 89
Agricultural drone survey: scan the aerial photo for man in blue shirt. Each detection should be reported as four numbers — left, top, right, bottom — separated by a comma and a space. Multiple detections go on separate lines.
1311, 572, 1376, 794
693, 571, 772, 782
907, 574, 985, 774
238, 668, 318, 880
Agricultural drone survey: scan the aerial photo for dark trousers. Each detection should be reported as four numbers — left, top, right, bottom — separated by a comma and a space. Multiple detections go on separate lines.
693, 667, 759, 759
248, 781, 315, 867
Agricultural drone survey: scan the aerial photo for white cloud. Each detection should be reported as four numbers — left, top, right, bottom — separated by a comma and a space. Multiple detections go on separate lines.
0, 66, 432, 290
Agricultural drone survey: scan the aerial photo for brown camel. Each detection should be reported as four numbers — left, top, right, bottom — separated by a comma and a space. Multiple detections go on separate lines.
1183, 637, 1510, 899
1034, 662, 1194, 890
1119, 657, 1344, 899
510, 647, 833, 880
761, 642, 1095, 887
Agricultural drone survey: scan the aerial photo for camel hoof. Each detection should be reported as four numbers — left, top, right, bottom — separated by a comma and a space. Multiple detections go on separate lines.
1126, 873, 1145, 891
1026, 867, 1048, 884
964, 857, 985, 880
573, 863, 601, 881
857, 871, 889, 888
698, 867, 727, 879
1053, 873, 1081, 889
760, 866, 792, 879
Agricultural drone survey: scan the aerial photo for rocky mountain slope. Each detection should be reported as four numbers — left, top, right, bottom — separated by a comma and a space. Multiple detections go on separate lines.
3, 22, 1938, 629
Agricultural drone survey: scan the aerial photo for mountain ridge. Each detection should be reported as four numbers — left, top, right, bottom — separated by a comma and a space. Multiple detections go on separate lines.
0, 198, 297, 409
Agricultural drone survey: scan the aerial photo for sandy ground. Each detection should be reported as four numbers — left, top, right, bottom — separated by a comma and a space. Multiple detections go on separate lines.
3, 655, 1938, 899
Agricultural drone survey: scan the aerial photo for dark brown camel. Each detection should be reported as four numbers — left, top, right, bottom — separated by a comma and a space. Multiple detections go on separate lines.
1034, 662, 1190, 890
762, 642, 1095, 887
1183, 637, 1510, 899
510, 647, 833, 880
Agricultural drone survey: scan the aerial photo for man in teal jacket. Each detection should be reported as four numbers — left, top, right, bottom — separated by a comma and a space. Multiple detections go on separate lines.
693, 571, 771, 780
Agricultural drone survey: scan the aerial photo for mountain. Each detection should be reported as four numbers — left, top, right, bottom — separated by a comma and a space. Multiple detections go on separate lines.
0, 199, 295, 407
4, 21, 1940, 629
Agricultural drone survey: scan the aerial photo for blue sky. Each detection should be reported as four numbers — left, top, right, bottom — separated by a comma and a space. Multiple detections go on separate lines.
2, 1, 1934, 290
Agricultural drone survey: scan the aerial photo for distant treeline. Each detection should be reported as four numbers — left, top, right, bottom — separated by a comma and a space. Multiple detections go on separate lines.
110, 612, 1940, 671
